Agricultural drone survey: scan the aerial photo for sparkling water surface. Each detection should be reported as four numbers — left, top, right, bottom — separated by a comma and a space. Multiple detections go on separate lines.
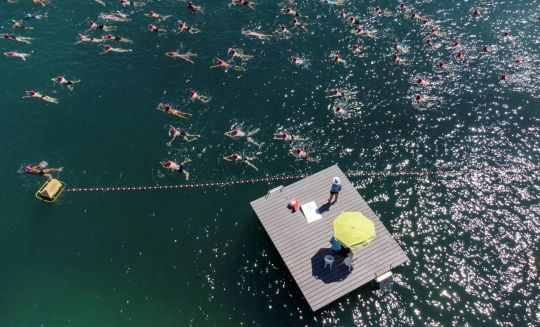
1, 0, 539, 326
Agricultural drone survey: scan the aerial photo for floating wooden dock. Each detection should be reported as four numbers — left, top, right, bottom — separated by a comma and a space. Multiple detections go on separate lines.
250, 165, 408, 311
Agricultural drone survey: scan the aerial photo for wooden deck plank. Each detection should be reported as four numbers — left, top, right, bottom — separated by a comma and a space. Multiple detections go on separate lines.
250, 165, 409, 311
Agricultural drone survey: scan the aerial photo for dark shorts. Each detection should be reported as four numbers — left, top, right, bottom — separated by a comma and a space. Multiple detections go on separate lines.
178, 165, 184, 173
330, 190, 339, 195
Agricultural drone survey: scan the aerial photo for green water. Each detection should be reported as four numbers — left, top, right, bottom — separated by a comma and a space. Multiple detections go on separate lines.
2, 0, 540, 326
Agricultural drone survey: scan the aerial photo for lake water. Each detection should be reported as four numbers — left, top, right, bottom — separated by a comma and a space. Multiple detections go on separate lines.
1, 0, 539, 326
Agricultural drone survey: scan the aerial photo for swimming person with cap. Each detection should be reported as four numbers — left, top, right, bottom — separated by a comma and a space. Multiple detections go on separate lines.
32, 0, 50, 6
187, 1, 201, 11
410, 12, 424, 20
289, 148, 312, 160
501, 31, 515, 43
392, 53, 411, 66
52, 76, 80, 91
349, 16, 364, 25
22, 90, 59, 104
275, 24, 292, 37
273, 132, 309, 141
159, 159, 191, 180
148, 24, 166, 34
328, 177, 342, 202
348, 44, 364, 55
100, 44, 132, 54
75, 34, 106, 44
177, 21, 200, 34
24, 161, 63, 180
224, 128, 261, 147
281, 7, 303, 17
3, 33, 32, 44
229, 48, 253, 61
210, 57, 246, 71
12, 20, 34, 30
87, 21, 116, 32
470, 7, 483, 17
232, 0, 256, 10
168, 126, 200, 145
292, 56, 307, 67
425, 39, 435, 47
324, 0, 345, 6
351, 27, 377, 39
447, 40, 461, 50
394, 41, 409, 53
145, 10, 172, 21
435, 61, 453, 73
325, 88, 357, 100
189, 90, 211, 102
106, 33, 133, 43
242, 30, 271, 40
334, 105, 349, 117
24, 13, 48, 20
99, 13, 131, 22
428, 27, 446, 37
121, 0, 145, 6
156, 103, 192, 119
223, 153, 258, 171
374, 5, 393, 17
500, 74, 510, 82
165, 52, 197, 63
4, 51, 29, 61
332, 55, 348, 68
291, 18, 307, 31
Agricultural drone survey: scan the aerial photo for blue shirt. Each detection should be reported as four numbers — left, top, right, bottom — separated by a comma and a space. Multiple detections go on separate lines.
331, 236, 341, 251
331, 183, 342, 192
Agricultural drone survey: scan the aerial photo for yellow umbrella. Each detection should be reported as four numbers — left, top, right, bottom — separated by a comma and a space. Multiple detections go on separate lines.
333, 212, 376, 248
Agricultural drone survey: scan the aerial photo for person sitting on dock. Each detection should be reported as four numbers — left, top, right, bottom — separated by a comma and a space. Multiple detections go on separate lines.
330, 236, 342, 256
328, 177, 341, 203
25, 161, 63, 180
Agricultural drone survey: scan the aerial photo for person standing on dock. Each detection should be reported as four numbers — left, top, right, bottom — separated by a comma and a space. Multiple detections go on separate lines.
328, 177, 341, 203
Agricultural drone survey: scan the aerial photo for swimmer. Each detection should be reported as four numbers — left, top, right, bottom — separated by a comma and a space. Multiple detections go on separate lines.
75, 34, 106, 44
99, 13, 130, 22
189, 90, 211, 103
24, 13, 47, 20
95, 0, 105, 6
471, 7, 483, 17
429, 27, 446, 37
281, 7, 303, 17
210, 57, 246, 71
292, 56, 307, 67
502, 31, 515, 43
349, 16, 364, 25
411, 12, 424, 20
325, 88, 357, 100
88, 21, 116, 32
168, 126, 200, 144
436, 61, 453, 73
121, 0, 145, 6
243, 30, 271, 40
145, 10, 172, 21
229, 48, 253, 61
332, 55, 348, 68
233, 0, 256, 10
187, 1, 201, 11
148, 24, 166, 34
156, 103, 192, 119
340, 9, 347, 19
394, 41, 409, 53
392, 54, 411, 66
398, 2, 408, 12
455, 51, 466, 61
415, 94, 426, 104
12, 20, 34, 30
22, 90, 58, 104
4, 51, 29, 61
334, 105, 348, 116
159, 159, 191, 180
106, 34, 133, 43
289, 147, 311, 160
374, 5, 392, 17
351, 27, 377, 39
425, 39, 434, 47
52, 76, 80, 91
324, 0, 345, 6
165, 52, 196, 63
514, 59, 531, 67
101, 44, 132, 54
32, 0, 50, 6
3, 33, 32, 44
273, 132, 309, 141
349, 44, 364, 55
447, 40, 461, 50
481, 45, 496, 53
292, 18, 307, 31
276, 24, 292, 36
501, 74, 510, 82
177, 21, 200, 34
25, 162, 63, 180
409, 77, 430, 86
223, 153, 258, 171
421, 19, 433, 29
224, 129, 261, 147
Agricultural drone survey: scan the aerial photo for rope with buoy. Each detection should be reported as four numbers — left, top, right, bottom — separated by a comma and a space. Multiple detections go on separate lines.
63, 165, 540, 193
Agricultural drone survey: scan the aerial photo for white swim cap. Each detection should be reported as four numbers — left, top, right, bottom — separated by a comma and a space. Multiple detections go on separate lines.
333, 177, 340, 184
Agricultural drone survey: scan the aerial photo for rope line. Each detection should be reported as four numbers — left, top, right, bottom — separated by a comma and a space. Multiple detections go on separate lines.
62, 165, 540, 193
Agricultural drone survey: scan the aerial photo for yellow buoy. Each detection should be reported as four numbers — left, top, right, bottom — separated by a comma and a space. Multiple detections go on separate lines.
35, 179, 66, 203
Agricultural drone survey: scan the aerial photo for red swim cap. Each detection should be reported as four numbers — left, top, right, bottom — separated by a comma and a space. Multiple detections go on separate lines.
106, 45, 111, 49
30, 90, 35, 95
